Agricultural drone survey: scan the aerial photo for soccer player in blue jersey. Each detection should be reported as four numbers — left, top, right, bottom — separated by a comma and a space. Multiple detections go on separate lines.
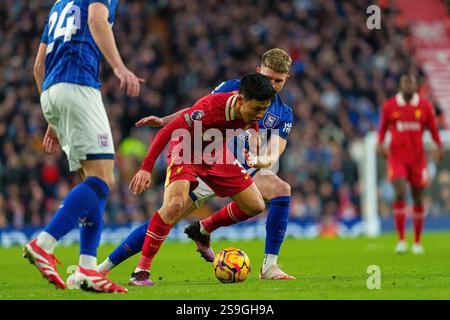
97, 48, 296, 281
23, 0, 144, 293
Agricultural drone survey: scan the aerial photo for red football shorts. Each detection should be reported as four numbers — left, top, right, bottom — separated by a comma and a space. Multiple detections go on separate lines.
387, 157, 428, 188
164, 158, 253, 197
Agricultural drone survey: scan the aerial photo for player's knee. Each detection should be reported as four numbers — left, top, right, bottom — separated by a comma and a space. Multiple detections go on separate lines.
94, 174, 114, 190
164, 196, 187, 224
82, 163, 115, 190
272, 180, 291, 198
104, 174, 115, 190
246, 200, 265, 216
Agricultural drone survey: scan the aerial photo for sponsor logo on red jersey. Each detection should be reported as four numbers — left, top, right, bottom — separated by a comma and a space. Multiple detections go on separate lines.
396, 121, 421, 132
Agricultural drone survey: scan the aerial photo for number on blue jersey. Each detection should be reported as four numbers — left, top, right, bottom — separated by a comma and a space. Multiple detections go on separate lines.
46, 1, 81, 54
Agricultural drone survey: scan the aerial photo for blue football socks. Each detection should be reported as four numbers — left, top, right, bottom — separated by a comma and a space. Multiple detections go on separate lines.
264, 196, 291, 255
108, 220, 149, 266
44, 176, 110, 256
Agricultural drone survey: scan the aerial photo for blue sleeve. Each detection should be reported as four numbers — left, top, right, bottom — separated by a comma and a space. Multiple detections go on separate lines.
40, 22, 49, 44
211, 79, 240, 94
275, 108, 293, 140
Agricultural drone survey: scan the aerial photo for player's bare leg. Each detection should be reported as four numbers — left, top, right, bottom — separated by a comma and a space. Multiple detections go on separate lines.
129, 179, 192, 286
411, 186, 425, 254
185, 183, 265, 261
393, 179, 408, 254
253, 171, 295, 280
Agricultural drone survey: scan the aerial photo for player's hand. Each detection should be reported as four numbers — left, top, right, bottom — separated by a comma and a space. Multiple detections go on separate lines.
433, 147, 444, 163
377, 144, 389, 158
135, 116, 164, 128
244, 149, 257, 168
114, 66, 145, 97
129, 169, 152, 195
43, 126, 60, 154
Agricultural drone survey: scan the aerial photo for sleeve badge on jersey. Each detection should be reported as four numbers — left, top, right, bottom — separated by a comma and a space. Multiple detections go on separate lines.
263, 113, 279, 128
190, 110, 205, 121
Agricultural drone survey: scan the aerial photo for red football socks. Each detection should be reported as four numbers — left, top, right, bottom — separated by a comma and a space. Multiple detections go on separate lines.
201, 202, 251, 234
413, 204, 425, 244
137, 212, 172, 271
393, 201, 406, 241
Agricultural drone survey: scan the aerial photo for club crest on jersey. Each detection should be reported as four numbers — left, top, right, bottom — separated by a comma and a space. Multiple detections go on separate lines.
415, 110, 422, 120
264, 113, 278, 128
191, 110, 205, 121
98, 134, 109, 149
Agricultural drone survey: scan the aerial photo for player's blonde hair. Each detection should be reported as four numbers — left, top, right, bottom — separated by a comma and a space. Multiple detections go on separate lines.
261, 48, 292, 74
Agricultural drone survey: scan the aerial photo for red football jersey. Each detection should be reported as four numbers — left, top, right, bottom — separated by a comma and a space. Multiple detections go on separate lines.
141, 92, 258, 172
378, 93, 442, 161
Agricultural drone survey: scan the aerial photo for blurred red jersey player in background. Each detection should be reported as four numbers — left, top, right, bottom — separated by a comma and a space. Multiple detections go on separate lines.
378, 75, 443, 255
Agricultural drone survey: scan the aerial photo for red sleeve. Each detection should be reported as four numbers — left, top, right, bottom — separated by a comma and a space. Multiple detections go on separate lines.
251, 121, 259, 133
378, 101, 390, 144
140, 111, 192, 172
426, 102, 442, 147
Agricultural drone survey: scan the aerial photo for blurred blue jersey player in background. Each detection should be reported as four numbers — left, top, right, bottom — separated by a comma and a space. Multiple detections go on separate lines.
96, 48, 296, 281
23, 0, 144, 293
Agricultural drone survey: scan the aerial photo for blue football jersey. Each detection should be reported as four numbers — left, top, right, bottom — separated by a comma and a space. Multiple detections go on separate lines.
212, 79, 294, 167
40, 0, 118, 91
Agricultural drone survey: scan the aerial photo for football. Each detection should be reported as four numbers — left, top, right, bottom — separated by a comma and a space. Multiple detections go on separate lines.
213, 247, 251, 283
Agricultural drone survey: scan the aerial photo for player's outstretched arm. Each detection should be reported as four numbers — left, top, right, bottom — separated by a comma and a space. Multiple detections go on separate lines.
33, 43, 47, 94
133, 112, 192, 195
135, 108, 190, 128
88, 3, 144, 97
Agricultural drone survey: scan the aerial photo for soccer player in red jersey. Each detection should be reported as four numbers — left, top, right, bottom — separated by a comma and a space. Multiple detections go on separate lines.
378, 75, 443, 254
127, 73, 275, 285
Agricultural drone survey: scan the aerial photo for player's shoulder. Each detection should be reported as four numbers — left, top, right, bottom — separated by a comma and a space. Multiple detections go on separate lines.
271, 95, 293, 119
194, 91, 236, 109
211, 79, 241, 94
418, 96, 433, 108
384, 96, 397, 107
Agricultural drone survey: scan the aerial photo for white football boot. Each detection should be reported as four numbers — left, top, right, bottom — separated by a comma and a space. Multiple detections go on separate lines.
394, 240, 408, 254
259, 264, 296, 280
411, 243, 425, 255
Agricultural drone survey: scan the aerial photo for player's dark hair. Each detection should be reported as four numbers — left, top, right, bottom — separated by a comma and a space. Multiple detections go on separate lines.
239, 73, 276, 102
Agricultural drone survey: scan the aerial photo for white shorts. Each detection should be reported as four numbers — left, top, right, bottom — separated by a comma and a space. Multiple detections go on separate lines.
40, 83, 115, 172
190, 167, 259, 208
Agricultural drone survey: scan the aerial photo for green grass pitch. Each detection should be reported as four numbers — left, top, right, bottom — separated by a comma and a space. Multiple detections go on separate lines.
1, 232, 450, 300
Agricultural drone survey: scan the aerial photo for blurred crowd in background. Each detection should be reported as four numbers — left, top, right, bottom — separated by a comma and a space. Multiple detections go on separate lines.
1, 0, 449, 232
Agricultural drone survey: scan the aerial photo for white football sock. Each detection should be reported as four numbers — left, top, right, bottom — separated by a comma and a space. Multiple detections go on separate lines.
36, 231, 57, 254
79, 254, 97, 270
98, 257, 115, 273
262, 253, 278, 272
